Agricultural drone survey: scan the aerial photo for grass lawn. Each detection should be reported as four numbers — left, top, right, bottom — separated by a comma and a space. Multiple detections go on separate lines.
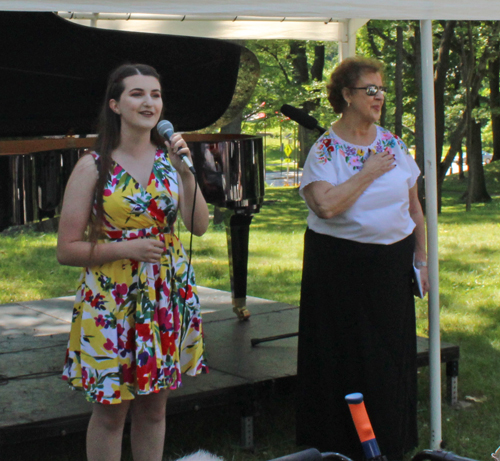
2, 162, 500, 460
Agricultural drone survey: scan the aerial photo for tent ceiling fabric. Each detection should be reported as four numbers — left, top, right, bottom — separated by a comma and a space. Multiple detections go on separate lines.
64, 17, 343, 41
2, 0, 500, 20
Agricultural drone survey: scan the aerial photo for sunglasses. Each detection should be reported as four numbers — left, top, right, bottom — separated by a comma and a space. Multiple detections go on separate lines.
349, 84, 388, 96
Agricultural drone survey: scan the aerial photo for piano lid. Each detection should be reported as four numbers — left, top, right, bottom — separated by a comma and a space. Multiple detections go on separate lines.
0, 12, 251, 137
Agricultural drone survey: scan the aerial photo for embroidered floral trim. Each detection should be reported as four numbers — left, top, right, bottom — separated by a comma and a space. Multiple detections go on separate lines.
316, 126, 408, 170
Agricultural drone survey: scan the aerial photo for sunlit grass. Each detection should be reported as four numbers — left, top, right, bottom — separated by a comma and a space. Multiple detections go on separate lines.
0, 232, 80, 304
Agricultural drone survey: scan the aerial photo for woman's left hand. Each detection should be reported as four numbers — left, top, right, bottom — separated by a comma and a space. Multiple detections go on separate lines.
165, 132, 193, 174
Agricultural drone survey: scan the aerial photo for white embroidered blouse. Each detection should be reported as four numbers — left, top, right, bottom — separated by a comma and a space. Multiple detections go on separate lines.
299, 125, 420, 245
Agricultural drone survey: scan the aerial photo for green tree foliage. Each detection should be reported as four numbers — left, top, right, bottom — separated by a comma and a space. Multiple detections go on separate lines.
241, 40, 339, 134
356, 21, 421, 149
235, 22, 500, 207
356, 20, 500, 207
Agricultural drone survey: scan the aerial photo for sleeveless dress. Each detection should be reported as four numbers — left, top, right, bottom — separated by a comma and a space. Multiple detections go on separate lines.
62, 148, 208, 404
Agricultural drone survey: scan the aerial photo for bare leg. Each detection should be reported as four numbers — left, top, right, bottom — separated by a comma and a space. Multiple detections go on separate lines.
130, 390, 170, 461
86, 400, 131, 461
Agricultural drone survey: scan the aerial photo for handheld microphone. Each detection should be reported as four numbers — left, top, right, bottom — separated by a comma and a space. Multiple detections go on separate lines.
280, 104, 327, 135
157, 119, 196, 174
345, 393, 387, 461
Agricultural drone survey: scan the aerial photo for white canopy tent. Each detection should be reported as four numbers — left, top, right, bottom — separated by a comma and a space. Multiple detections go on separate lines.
2, 0, 500, 20
4, 0, 500, 58
53, 13, 368, 60
3, 0, 500, 451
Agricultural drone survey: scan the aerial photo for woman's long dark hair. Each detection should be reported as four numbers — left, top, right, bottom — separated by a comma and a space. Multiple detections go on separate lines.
89, 63, 165, 242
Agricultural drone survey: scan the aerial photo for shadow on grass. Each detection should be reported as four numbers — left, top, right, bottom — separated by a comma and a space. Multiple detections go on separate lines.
439, 250, 500, 270
192, 245, 229, 258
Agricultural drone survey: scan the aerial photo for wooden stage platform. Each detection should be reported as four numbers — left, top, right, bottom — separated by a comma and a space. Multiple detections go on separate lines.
0, 288, 299, 448
0, 288, 459, 448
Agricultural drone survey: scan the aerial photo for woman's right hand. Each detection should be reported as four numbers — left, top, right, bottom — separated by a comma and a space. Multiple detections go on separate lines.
124, 238, 165, 263
361, 148, 396, 180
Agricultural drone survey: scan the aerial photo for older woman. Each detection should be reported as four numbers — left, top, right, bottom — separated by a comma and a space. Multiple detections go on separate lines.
295, 57, 429, 460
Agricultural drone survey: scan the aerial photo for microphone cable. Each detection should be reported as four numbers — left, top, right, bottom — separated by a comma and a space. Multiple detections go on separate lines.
157, 119, 199, 311
170, 147, 198, 311
182, 171, 198, 310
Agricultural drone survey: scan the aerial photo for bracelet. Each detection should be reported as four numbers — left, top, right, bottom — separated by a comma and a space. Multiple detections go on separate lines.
415, 261, 427, 268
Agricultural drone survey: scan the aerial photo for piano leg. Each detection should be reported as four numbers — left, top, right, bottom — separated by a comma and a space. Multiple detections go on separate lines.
224, 211, 253, 320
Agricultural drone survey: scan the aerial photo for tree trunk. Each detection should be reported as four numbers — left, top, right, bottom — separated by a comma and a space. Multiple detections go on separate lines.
458, 145, 465, 180
220, 112, 243, 134
438, 115, 467, 186
395, 26, 403, 137
289, 41, 309, 83
311, 44, 325, 81
366, 23, 383, 58
380, 100, 387, 128
430, 21, 456, 211
412, 23, 425, 206
489, 48, 500, 162
298, 99, 322, 167
434, 21, 456, 167
292, 42, 326, 167
364, 22, 387, 129
465, 119, 491, 206
438, 21, 497, 208
463, 22, 491, 209
298, 126, 319, 167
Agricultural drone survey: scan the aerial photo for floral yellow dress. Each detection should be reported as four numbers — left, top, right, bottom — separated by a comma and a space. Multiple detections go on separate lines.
62, 148, 208, 404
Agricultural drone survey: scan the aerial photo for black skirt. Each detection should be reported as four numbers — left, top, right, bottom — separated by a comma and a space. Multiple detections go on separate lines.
296, 228, 418, 460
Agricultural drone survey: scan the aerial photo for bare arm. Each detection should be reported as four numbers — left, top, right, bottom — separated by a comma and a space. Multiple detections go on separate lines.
303, 149, 396, 219
177, 172, 209, 236
409, 183, 430, 295
166, 133, 209, 236
57, 155, 164, 267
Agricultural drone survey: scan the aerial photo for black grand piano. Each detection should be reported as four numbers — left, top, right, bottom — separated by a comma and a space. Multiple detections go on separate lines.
0, 12, 265, 320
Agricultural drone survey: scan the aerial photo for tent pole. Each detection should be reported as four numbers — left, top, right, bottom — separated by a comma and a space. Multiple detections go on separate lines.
420, 19, 442, 450
339, 19, 369, 60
